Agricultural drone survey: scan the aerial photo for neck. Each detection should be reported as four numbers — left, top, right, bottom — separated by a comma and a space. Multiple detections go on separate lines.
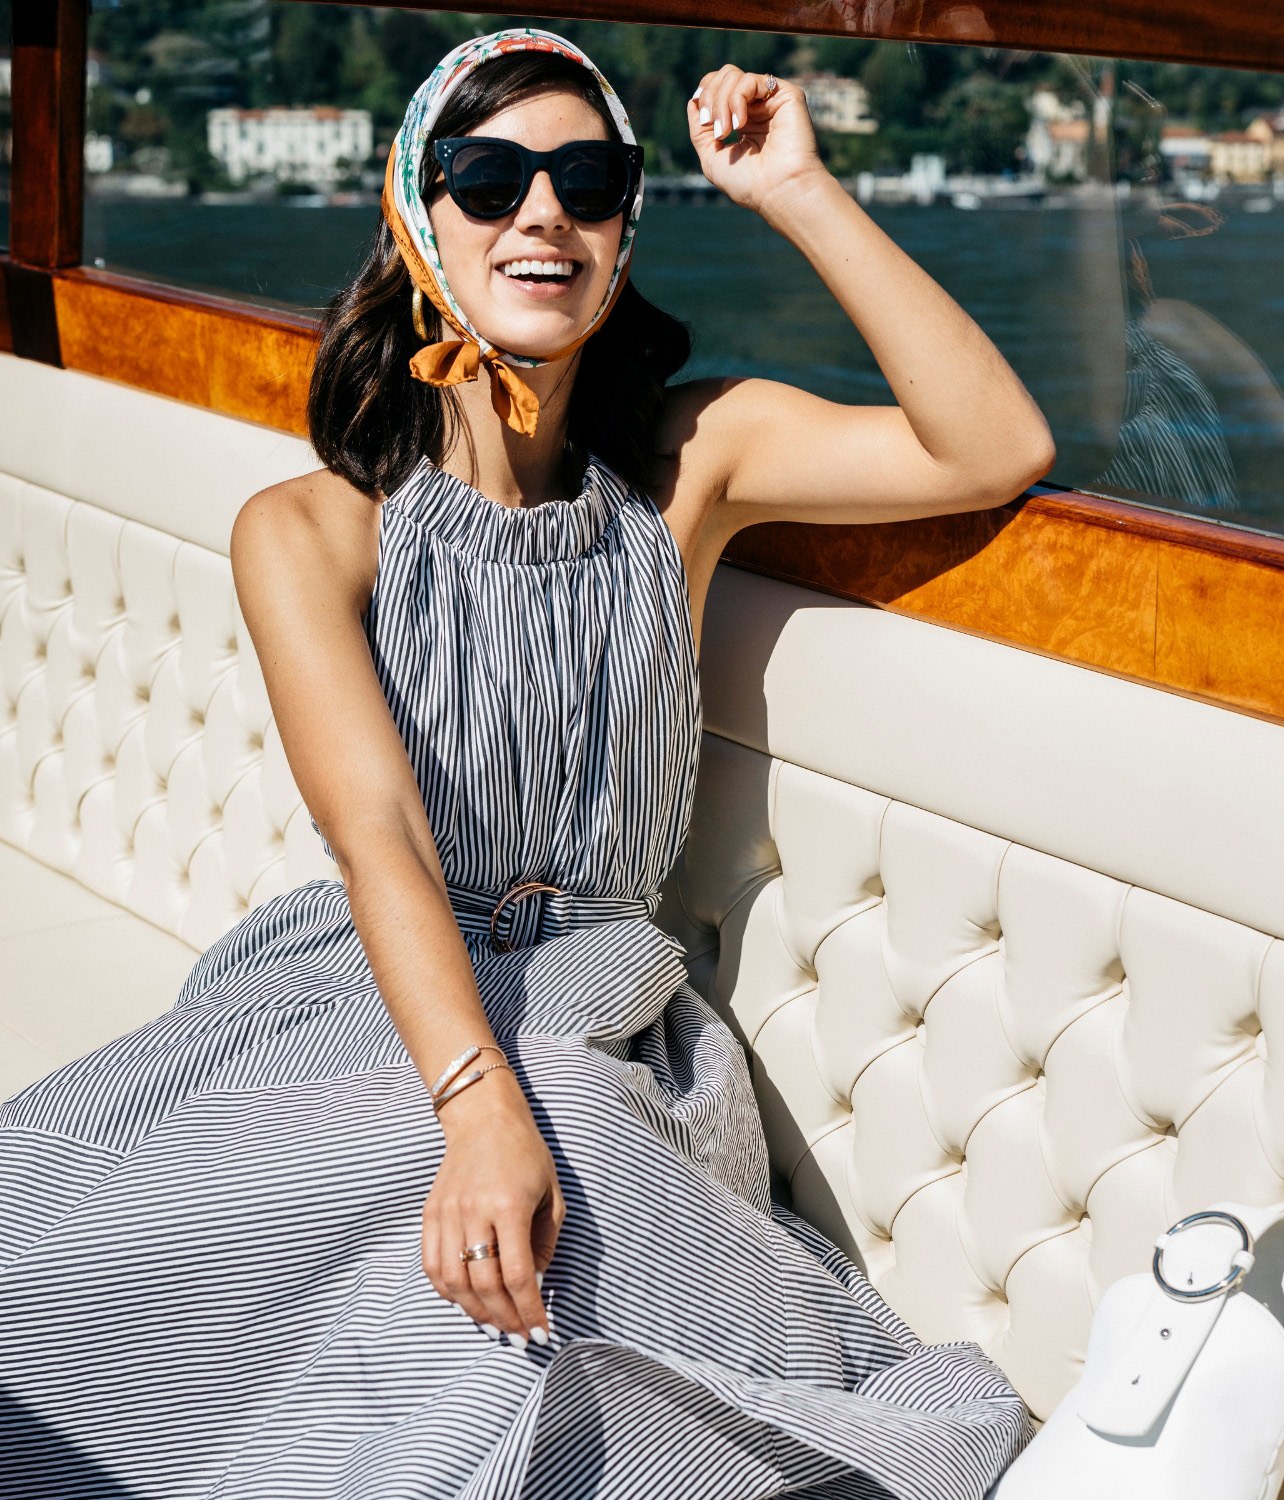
439, 348, 584, 509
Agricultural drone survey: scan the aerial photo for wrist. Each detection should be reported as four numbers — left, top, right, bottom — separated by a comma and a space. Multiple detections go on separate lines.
436, 1063, 528, 1137
759, 164, 845, 234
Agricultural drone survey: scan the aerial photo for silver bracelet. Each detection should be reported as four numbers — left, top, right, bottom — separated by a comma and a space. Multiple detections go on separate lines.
428, 1042, 506, 1101
434, 1060, 515, 1110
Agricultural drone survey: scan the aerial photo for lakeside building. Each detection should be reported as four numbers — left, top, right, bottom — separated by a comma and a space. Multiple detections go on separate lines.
1160, 123, 1212, 178
1024, 89, 1089, 181
207, 106, 373, 188
789, 73, 877, 134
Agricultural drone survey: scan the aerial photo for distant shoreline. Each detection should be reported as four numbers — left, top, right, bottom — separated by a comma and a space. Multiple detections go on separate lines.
82, 174, 1284, 214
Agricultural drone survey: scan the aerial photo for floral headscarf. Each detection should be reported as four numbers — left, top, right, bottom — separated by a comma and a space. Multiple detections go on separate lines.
381, 26, 645, 438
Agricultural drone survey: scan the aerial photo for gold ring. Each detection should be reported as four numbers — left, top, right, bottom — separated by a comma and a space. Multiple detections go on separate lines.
489, 881, 564, 953
460, 1241, 501, 1264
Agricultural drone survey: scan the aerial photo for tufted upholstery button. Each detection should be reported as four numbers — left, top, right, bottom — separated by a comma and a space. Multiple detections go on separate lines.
35, 640, 47, 659
136, 683, 150, 702
191, 707, 205, 726
169, 612, 180, 631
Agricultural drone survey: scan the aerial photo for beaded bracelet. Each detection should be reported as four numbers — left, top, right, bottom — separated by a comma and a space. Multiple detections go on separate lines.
430, 1043, 514, 1111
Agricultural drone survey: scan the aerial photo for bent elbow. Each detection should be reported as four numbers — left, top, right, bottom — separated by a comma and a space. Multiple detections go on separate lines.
990, 420, 1056, 507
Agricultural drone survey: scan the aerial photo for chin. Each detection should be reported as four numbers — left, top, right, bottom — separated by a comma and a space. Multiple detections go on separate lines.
484, 310, 592, 360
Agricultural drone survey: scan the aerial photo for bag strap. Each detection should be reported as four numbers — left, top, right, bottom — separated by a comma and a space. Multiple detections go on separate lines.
1077, 1203, 1276, 1439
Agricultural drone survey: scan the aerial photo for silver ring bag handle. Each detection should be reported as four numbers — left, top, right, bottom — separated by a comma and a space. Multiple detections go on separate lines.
989, 1200, 1284, 1500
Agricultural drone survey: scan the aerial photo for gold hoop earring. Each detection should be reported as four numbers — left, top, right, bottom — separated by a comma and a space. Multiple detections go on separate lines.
411, 285, 428, 341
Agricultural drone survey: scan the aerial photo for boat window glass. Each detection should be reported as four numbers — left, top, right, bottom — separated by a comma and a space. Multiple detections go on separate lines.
0, 0, 10, 253
82, 4, 1284, 538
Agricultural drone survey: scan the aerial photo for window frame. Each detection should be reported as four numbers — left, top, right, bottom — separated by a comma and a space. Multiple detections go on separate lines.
4, 0, 1284, 724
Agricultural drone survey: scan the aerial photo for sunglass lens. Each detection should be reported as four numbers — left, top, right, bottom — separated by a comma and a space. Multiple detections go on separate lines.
560, 145, 630, 220
450, 143, 524, 217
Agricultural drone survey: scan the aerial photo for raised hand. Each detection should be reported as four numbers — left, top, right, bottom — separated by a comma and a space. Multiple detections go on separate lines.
687, 65, 827, 220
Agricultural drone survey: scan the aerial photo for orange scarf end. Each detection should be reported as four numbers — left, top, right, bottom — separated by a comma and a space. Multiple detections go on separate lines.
407, 339, 541, 438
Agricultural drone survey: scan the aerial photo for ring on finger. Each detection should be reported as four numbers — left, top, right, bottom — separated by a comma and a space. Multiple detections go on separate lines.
460, 1240, 501, 1264
764, 73, 778, 95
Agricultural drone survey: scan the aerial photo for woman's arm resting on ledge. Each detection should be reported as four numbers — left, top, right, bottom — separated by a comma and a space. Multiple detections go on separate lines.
680, 69, 1056, 531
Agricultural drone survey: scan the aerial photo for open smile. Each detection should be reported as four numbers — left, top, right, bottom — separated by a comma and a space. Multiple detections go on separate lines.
494, 259, 583, 300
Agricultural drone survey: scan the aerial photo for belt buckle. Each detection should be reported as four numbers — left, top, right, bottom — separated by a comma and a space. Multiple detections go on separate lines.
489, 880, 563, 952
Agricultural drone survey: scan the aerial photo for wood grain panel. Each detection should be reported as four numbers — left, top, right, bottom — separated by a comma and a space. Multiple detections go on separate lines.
2, 261, 61, 363
302, 0, 1284, 72
724, 491, 1284, 723
52, 269, 316, 434
0, 266, 12, 354
11, 0, 86, 270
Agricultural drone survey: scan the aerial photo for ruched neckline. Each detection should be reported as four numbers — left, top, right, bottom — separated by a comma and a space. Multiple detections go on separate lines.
383, 450, 627, 565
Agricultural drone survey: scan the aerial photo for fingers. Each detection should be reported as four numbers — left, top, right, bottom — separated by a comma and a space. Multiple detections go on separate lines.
432, 1192, 546, 1346
689, 65, 778, 143
495, 1208, 549, 1347
436, 1205, 497, 1332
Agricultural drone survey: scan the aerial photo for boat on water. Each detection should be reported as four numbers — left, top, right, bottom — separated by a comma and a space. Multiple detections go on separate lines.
2, 0, 1284, 1489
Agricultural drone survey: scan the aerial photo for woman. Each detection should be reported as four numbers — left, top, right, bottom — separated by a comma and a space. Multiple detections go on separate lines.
0, 26, 1054, 1500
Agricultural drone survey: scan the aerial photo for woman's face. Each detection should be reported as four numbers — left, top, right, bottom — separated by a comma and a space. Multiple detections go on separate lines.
426, 84, 625, 360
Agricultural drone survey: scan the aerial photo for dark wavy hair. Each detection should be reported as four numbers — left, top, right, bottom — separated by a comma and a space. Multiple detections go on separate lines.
307, 50, 692, 501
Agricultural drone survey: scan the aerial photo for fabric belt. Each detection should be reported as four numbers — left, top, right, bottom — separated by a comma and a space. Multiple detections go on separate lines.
444, 879, 661, 953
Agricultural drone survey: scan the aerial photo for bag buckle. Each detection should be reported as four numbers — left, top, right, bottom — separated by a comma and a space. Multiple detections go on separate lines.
1152, 1208, 1256, 1303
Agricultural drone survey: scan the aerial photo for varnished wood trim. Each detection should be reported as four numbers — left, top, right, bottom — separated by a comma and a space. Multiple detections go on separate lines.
284, 0, 1284, 73
723, 488, 1284, 725
51, 268, 316, 434
11, 0, 86, 271
17, 264, 1284, 723
0, 266, 12, 354
2, 261, 61, 364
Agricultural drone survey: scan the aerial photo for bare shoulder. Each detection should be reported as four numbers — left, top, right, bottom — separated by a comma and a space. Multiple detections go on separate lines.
231, 465, 382, 615
652, 375, 775, 547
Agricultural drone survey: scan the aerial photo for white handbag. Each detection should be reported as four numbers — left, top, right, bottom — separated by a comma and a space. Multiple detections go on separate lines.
990, 1201, 1284, 1500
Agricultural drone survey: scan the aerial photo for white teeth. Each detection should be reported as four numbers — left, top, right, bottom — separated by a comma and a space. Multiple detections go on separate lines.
499, 260, 575, 278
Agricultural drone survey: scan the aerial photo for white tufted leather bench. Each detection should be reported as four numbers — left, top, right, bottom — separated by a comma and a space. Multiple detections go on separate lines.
4, 349, 1284, 1423
0, 351, 335, 1093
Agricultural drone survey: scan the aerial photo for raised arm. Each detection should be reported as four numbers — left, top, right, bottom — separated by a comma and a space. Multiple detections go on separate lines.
230, 472, 558, 1348
678, 66, 1056, 531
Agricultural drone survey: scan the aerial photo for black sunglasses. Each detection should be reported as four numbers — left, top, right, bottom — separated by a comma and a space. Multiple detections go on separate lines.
431, 136, 644, 223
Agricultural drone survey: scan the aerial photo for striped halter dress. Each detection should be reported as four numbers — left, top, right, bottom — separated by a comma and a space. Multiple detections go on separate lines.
0, 451, 1030, 1498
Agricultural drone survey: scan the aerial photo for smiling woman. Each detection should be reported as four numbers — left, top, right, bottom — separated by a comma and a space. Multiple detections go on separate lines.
307, 36, 689, 509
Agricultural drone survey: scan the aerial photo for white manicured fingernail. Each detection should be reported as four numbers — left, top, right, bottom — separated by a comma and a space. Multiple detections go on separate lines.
535, 1270, 544, 1290
508, 1331, 528, 1352
529, 1326, 550, 1346
731, 113, 740, 130
699, 107, 711, 125
713, 117, 723, 137
480, 1322, 500, 1340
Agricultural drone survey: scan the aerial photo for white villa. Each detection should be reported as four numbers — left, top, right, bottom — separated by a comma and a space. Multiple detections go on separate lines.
207, 106, 373, 188
789, 72, 878, 134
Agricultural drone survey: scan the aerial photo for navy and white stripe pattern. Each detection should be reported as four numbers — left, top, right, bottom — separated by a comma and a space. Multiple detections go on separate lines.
0, 451, 1031, 1497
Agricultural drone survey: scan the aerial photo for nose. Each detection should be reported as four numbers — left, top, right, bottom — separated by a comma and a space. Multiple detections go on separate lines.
515, 167, 569, 230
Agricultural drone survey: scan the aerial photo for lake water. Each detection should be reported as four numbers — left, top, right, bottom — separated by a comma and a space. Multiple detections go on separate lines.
81, 192, 1284, 535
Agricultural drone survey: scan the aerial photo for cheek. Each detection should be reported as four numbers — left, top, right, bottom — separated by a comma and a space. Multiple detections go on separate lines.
431, 212, 497, 306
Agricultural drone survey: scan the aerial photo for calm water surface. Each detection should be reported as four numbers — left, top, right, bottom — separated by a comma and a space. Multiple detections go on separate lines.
82, 193, 1284, 533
